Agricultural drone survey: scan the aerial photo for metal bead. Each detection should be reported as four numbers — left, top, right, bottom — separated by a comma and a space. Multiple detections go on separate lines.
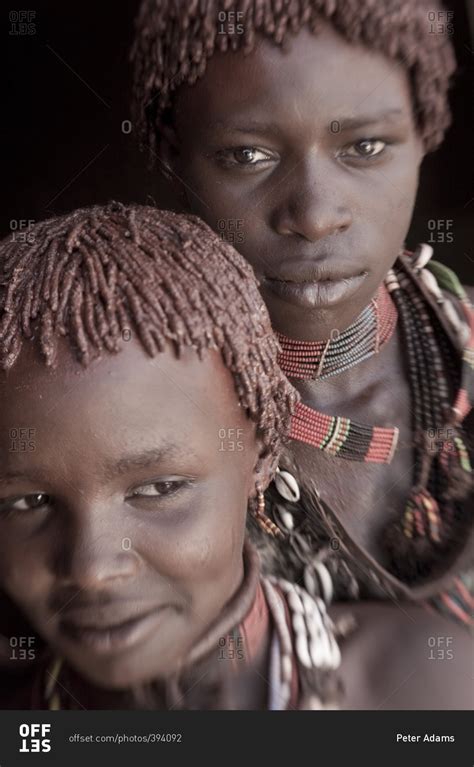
275, 469, 301, 502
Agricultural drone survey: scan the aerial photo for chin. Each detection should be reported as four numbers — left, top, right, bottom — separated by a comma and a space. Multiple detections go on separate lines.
77, 656, 164, 691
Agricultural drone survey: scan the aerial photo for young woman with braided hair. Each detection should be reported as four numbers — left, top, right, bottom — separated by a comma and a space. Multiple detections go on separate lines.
130, 0, 474, 626
0, 203, 471, 710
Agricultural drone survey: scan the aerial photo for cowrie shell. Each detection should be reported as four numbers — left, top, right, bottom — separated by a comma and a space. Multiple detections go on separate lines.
275, 469, 300, 502
274, 503, 295, 532
295, 635, 312, 668
413, 243, 433, 271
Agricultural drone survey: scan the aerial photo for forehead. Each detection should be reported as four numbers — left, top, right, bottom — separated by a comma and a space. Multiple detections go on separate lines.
175, 24, 413, 132
0, 339, 250, 464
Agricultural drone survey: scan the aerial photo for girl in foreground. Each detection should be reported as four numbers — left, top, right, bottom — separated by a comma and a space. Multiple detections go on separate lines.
0, 204, 470, 709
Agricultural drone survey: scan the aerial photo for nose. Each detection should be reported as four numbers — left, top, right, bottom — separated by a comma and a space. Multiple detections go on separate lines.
55, 507, 140, 590
271, 156, 352, 241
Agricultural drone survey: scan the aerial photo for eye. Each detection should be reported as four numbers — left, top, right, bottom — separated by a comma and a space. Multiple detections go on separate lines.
216, 146, 275, 167
128, 478, 192, 500
0, 493, 50, 516
342, 139, 387, 159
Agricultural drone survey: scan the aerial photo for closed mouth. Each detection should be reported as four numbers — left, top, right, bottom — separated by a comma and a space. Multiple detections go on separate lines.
262, 272, 367, 309
58, 607, 168, 654
60, 608, 157, 633
267, 275, 356, 285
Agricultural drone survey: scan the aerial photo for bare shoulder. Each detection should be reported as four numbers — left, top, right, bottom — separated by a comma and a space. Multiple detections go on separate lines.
329, 602, 473, 710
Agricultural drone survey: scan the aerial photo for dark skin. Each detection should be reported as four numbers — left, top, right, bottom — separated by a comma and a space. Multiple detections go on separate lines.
0, 339, 270, 707
329, 602, 473, 710
158, 24, 465, 566
0, 339, 471, 709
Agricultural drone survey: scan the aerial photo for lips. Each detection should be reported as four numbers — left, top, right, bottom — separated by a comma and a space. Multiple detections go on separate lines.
264, 254, 364, 284
60, 602, 159, 629
263, 272, 367, 309
57, 602, 170, 654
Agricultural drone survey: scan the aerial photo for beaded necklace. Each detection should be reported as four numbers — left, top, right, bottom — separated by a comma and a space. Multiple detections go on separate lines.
276, 244, 473, 555
276, 284, 397, 381
277, 284, 400, 465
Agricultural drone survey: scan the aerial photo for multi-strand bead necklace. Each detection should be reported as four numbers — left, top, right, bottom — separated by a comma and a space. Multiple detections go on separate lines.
277, 283, 399, 465
276, 244, 473, 550
276, 284, 397, 381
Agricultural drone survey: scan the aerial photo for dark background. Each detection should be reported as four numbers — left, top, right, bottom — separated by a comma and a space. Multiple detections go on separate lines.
3, 1, 473, 282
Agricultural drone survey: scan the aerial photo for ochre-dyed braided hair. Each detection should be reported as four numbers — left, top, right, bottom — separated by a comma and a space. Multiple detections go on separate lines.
131, 0, 456, 163
0, 202, 297, 476
0, 201, 300, 710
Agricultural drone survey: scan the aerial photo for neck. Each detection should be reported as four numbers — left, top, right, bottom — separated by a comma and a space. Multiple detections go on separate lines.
272, 293, 379, 343
277, 284, 397, 382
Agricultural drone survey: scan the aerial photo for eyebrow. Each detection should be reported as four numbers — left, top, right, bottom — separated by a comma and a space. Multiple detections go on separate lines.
332, 109, 407, 131
101, 446, 182, 480
206, 119, 283, 136
0, 471, 34, 488
207, 109, 407, 135
0, 446, 185, 488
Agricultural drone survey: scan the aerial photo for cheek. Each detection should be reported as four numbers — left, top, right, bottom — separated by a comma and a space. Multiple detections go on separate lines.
140, 478, 248, 591
374, 150, 420, 217
179, 151, 258, 221
0, 537, 50, 620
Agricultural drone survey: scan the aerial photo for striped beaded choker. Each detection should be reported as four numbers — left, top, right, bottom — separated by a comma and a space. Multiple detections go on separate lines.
277, 283, 399, 464
276, 284, 397, 381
